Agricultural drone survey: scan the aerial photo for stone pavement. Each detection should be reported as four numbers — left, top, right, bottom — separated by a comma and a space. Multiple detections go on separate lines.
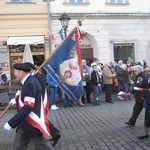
0, 91, 149, 150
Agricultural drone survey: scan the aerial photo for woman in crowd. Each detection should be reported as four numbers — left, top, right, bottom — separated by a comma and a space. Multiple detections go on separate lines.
46, 73, 59, 110
121, 64, 131, 101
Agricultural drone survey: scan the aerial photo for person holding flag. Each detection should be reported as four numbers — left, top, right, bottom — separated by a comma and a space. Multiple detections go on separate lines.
125, 65, 147, 126
25, 62, 61, 146
4, 63, 54, 150
137, 70, 150, 139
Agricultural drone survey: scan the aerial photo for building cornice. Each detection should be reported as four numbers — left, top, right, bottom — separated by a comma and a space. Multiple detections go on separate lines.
51, 13, 150, 20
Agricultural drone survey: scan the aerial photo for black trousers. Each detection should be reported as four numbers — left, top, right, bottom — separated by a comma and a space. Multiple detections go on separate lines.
129, 101, 143, 125
105, 84, 112, 102
13, 126, 54, 150
85, 82, 92, 102
82, 82, 92, 103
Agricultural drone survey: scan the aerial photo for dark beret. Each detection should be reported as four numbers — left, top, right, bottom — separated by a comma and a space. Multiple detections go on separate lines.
24, 62, 36, 70
13, 63, 31, 72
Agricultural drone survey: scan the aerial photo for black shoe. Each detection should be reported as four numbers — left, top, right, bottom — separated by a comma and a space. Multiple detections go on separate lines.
93, 103, 100, 106
137, 135, 149, 139
87, 101, 92, 103
64, 105, 68, 108
106, 101, 113, 103
52, 134, 61, 147
125, 121, 135, 126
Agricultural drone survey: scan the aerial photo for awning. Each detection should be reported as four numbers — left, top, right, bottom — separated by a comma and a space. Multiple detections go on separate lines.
7, 36, 44, 45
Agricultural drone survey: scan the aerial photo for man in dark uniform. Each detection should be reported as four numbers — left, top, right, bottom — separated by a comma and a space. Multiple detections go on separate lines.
24, 62, 61, 147
24, 62, 46, 98
4, 63, 54, 150
125, 65, 147, 126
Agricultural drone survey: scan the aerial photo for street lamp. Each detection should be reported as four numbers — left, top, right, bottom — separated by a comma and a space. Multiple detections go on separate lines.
59, 12, 71, 38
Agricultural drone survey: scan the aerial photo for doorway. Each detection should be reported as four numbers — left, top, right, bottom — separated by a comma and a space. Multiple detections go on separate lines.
80, 48, 93, 66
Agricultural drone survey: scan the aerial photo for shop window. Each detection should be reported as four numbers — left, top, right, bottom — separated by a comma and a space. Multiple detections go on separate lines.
113, 43, 134, 63
9, 44, 45, 79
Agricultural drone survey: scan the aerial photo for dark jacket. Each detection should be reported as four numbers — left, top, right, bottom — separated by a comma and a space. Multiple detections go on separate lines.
131, 72, 147, 102
115, 65, 122, 80
0, 73, 7, 85
144, 77, 150, 127
90, 70, 101, 86
121, 70, 129, 84
34, 72, 46, 98
8, 75, 42, 136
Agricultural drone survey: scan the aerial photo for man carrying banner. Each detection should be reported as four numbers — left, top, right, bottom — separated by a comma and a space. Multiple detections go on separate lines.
125, 65, 147, 126
4, 63, 54, 150
24, 62, 61, 146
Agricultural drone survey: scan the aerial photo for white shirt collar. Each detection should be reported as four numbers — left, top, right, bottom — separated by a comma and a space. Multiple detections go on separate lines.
31, 70, 36, 76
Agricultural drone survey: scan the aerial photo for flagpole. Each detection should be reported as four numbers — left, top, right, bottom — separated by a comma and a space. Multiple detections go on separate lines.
36, 27, 77, 73
0, 104, 12, 119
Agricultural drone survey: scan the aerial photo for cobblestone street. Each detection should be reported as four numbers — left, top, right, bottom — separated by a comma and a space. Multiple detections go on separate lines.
0, 92, 149, 150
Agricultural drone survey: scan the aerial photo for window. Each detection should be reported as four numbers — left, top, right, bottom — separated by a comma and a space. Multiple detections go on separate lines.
107, 0, 129, 4
8, 0, 33, 3
69, 0, 83, 3
64, 0, 89, 5
11, 0, 31, 2
113, 43, 134, 63
117, 0, 123, 3
110, 0, 115, 3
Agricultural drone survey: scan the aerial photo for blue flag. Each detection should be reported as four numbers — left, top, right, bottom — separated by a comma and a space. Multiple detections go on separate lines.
44, 27, 84, 102
59, 29, 64, 40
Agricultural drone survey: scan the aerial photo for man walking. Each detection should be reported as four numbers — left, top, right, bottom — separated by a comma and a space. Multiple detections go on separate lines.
4, 63, 54, 150
125, 65, 147, 126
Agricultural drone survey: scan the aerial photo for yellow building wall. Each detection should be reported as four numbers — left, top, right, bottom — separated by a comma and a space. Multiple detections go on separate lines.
0, 0, 50, 79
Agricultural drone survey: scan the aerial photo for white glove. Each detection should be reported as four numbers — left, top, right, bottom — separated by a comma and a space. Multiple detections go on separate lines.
9, 98, 16, 106
15, 90, 21, 96
4, 122, 12, 131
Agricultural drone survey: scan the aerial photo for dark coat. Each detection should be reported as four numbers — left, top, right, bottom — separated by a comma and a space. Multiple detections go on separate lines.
34, 72, 46, 98
131, 72, 147, 102
90, 70, 101, 86
121, 70, 129, 84
144, 78, 150, 127
115, 65, 122, 80
8, 75, 42, 136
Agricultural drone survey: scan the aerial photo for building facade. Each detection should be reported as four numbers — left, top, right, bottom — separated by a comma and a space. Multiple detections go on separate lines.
0, 0, 50, 79
50, 0, 150, 65
0, 0, 150, 79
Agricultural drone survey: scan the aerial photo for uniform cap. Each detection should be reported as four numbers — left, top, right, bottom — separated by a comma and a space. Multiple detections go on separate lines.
24, 62, 36, 70
13, 63, 31, 72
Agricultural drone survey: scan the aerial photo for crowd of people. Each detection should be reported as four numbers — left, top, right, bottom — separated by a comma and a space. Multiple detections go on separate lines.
2, 57, 150, 150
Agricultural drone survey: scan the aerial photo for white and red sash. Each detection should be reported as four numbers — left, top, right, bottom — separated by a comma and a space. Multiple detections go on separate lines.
17, 93, 51, 138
